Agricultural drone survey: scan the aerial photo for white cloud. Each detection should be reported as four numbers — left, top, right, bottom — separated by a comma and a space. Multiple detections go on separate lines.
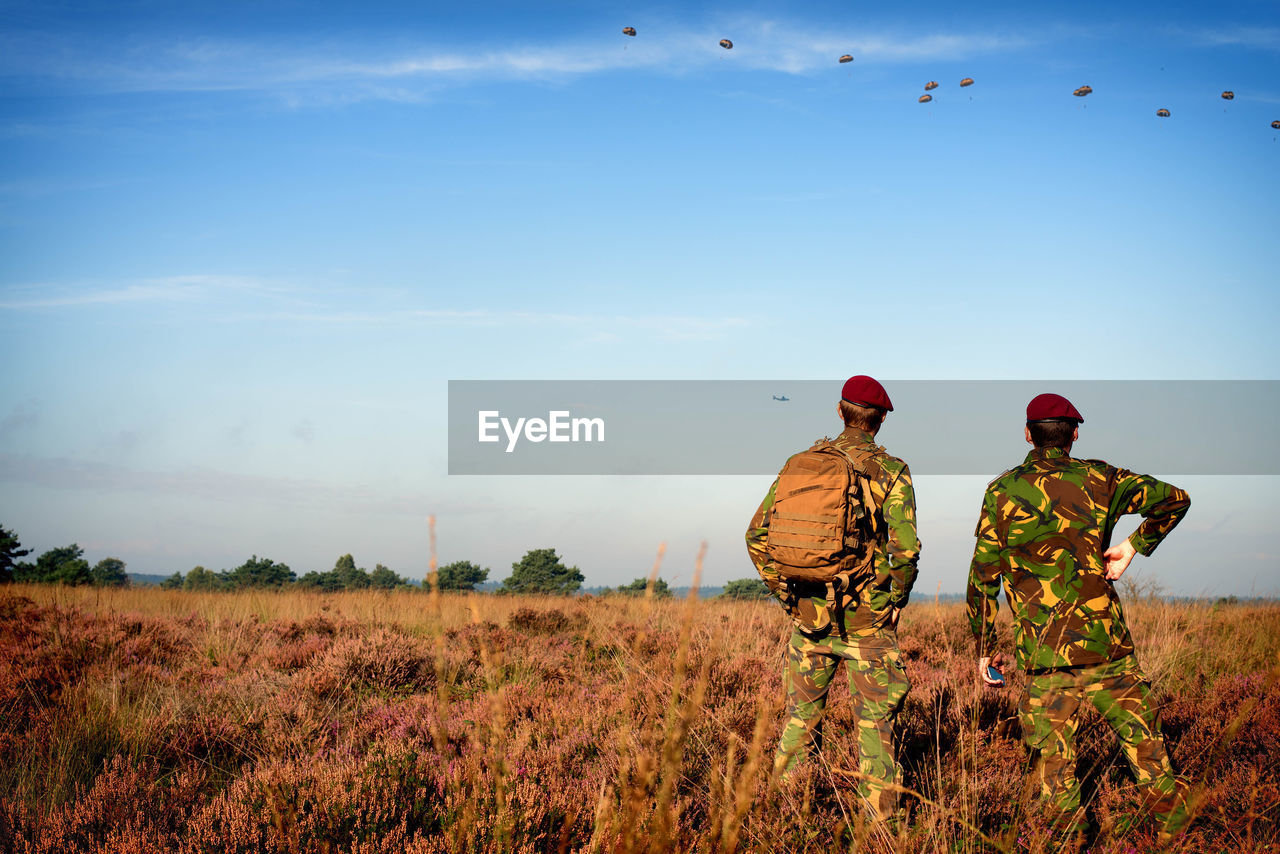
1193, 26, 1280, 51
0, 283, 200, 309
0, 273, 747, 339
0, 21, 1036, 102
0, 274, 294, 309
271, 307, 750, 340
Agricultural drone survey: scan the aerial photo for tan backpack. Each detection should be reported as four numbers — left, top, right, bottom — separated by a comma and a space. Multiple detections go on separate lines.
766, 439, 881, 633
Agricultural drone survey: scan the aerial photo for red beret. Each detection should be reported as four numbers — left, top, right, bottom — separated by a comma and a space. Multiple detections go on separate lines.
841, 375, 893, 412
1026, 393, 1083, 423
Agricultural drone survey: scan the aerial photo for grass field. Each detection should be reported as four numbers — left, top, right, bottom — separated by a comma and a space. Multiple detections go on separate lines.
1, 582, 1277, 853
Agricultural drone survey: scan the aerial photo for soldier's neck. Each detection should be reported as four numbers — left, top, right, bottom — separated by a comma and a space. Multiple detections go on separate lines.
840, 426, 878, 442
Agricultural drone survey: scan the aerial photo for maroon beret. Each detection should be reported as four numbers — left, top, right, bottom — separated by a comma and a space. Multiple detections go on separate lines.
841, 375, 893, 412
1026, 393, 1083, 423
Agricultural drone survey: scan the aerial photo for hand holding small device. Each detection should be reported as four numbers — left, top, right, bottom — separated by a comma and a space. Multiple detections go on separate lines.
979, 653, 1006, 687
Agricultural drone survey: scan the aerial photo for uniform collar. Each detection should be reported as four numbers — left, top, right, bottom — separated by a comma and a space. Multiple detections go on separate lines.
838, 426, 877, 445
1025, 446, 1071, 464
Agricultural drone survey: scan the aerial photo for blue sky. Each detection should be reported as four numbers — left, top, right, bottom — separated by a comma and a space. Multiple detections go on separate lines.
2, 1, 1278, 594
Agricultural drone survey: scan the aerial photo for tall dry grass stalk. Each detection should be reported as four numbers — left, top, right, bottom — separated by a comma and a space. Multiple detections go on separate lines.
426, 515, 450, 756
648, 541, 708, 851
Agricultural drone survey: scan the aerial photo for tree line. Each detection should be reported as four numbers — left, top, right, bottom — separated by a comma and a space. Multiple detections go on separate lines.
1, 524, 770, 598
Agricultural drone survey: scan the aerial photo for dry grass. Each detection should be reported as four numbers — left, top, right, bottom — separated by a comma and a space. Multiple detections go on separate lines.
1, 581, 1278, 853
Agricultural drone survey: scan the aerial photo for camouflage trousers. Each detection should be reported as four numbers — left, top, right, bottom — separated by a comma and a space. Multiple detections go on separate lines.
774, 628, 910, 820
1018, 654, 1189, 837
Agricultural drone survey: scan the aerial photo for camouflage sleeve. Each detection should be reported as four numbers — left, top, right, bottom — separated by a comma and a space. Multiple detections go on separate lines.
1110, 469, 1191, 557
883, 463, 921, 608
966, 488, 1003, 657
745, 478, 789, 601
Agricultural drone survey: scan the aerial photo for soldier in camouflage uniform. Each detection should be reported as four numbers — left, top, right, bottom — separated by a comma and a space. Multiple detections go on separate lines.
746, 375, 920, 821
967, 393, 1191, 840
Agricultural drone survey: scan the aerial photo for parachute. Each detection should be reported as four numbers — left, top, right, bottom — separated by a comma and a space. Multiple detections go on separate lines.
839, 54, 853, 64
924, 81, 938, 91
1221, 91, 1235, 100
1073, 85, 1093, 97
719, 39, 733, 49
1273, 121, 1280, 130
622, 27, 636, 37
1156, 109, 1170, 117
959, 77, 974, 87
919, 94, 932, 103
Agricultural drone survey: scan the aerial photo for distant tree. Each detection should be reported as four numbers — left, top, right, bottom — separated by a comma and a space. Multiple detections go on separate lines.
331, 554, 370, 590
19, 544, 92, 586
51, 558, 93, 586
0, 524, 31, 583
720, 578, 770, 599
501, 548, 584, 595
226, 555, 294, 589
615, 577, 673, 597
91, 557, 129, 588
368, 563, 406, 589
296, 571, 332, 591
159, 572, 184, 590
436, 560, 490, 591
184, 565, 225, 591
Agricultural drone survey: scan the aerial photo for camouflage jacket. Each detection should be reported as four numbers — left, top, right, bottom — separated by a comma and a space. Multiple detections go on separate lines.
966, 447, 1190, 671
746, 427, 921, 635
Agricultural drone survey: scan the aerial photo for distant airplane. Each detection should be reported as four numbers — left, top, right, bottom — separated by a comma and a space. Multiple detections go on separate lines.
772, 395, 789, 402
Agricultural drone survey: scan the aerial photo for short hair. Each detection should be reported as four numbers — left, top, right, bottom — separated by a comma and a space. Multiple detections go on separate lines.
839, 400, 885, 433
1028, 420, 1077, 449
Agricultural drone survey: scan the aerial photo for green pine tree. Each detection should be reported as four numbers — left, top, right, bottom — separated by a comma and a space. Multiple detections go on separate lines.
0, 524, 31, 584
436, 560, 489, 591
501, 548, 584, 595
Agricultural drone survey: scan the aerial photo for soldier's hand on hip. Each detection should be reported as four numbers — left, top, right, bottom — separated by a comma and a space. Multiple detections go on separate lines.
889, 607, 901, 631
1103, 538, 1137, 581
